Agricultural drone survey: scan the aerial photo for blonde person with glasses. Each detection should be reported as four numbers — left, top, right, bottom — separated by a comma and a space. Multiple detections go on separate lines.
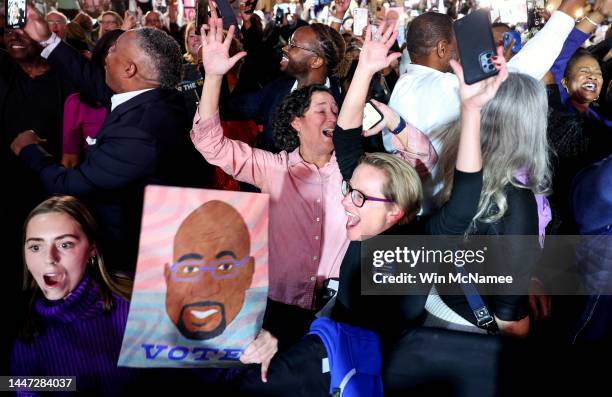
329, 22, 508, 343
98, 10, 123, 39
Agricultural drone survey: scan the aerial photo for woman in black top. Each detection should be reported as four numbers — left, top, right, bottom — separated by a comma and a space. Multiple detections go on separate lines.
330, 23, 508, 341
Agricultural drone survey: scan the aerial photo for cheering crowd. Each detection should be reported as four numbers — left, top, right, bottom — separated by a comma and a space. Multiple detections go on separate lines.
1, 0, 611, 395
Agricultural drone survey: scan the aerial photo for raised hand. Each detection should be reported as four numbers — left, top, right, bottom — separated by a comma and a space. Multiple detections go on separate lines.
24, 2, 52, 42
357, 22, 402, 76
200, 2, 247, 77
122, 11, 137, 30
450, 46, 509, 112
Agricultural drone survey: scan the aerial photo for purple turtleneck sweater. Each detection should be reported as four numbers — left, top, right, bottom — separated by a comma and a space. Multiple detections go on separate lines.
11, 274, 135, 396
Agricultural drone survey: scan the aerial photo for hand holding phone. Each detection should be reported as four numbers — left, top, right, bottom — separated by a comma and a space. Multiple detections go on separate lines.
5, 0, 27, 29
453, 9, 498, 85
449, 46, 508, 111
362, 100, 384, 131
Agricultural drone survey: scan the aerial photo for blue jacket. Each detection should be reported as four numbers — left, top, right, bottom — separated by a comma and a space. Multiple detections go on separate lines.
309, 317, 383, 397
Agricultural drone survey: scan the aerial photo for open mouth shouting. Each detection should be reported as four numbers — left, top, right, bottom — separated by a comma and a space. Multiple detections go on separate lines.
581, 81, 597, 92
43, 272, 65, 288
322, 128, 334, 138
280, 54, 289, 68
345, 210, 361, 229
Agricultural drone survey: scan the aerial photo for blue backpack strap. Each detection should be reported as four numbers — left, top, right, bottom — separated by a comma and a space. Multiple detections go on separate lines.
308, 317, 383, 397
455, 265, 499, 333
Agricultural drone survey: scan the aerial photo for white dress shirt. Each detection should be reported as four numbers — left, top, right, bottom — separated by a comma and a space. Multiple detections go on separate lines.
387, 11, 575, 212
110, 89, 155, 111
388, 10, 575, 142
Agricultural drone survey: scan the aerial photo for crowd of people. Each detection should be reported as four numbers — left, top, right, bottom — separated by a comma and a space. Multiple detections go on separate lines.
1, 0, 611, 395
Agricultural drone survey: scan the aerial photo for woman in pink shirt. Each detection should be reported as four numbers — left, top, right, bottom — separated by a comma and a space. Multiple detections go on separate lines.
191, 14, 437, 348
61, 30, 122, 168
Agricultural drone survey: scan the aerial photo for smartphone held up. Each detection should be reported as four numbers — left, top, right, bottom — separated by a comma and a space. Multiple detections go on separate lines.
195, 0, 209, 34
453, 9, 498, 85
5, 0, 27, 29
362, 101, 384, 131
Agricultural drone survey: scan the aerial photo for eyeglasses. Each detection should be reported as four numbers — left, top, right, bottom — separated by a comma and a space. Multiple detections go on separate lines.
46, 20, 66, 25
341, 180, 393, 208
169, 256, 250, 282
287, 37, 320, 56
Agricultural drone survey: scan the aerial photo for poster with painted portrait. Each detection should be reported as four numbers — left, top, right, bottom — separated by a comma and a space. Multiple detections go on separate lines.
118, 185, 269, 368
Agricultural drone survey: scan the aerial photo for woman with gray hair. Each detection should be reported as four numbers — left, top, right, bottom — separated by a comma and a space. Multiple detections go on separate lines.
431, 72, 552, 337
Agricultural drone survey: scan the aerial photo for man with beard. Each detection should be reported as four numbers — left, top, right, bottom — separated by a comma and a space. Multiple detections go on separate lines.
222, 23, 346, 153
164, 200, 255, 340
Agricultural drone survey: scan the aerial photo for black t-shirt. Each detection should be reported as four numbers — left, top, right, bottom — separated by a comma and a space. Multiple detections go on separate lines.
331, 124, 485, 342
331, 225, 430, 346
177, 63, 204, 119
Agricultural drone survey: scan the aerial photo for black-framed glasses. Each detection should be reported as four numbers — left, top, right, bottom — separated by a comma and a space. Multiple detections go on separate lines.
287, 37, 320, 56
341, 180, 394, 208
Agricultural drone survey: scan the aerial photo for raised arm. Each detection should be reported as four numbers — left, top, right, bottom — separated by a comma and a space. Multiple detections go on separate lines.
24, 3, 112, 105
191, 4, 281, 188
197, 11, 247, 120
507, 0, 586, 80
426, 47, 508, 235
333, 23, 402, 178
551, 0, 610, 98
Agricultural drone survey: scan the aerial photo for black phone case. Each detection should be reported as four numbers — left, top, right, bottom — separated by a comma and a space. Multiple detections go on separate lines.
453, 9, 498, 85
195, 0, 209, 34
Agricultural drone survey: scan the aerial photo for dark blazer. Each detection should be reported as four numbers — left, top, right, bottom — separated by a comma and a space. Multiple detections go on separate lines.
19, 42, 211, 270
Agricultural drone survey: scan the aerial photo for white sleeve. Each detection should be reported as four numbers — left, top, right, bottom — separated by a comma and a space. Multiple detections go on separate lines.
388, 72, 460, 141
40, 32, 61, 59
507, 11, 575, 80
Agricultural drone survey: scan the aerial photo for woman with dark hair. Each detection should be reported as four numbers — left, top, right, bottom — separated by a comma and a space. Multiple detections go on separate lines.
190, 11, 436, 349
232, 24, 505, 397
11, 196, 134, 394
61, 29, 123, 168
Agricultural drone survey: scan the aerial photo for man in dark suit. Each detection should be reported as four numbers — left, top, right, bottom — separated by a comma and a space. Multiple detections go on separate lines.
11, 5, 211, 271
